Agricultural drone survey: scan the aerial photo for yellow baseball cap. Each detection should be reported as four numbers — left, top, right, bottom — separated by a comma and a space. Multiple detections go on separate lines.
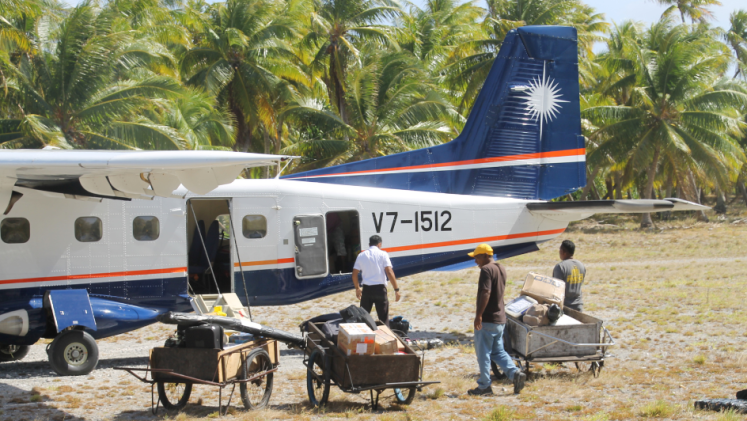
468, 244, 493, 257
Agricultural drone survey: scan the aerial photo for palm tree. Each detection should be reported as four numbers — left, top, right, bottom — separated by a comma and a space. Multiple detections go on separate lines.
724, 9, 747, 79
303, 0, 401, 123
443, 0, 606, 114
181, 0, 302, 152
0, 1, 194, 149
281, 49, 459, 170
651, 0, 722, 24
585, 21, 747, 227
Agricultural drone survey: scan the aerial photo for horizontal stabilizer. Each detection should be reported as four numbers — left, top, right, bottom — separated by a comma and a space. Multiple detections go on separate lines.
527, 199, 708, 221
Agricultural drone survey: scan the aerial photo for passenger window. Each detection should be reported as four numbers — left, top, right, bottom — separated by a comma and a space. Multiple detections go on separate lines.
133, 216, 159, 241
75, 217, 102, 242
1, 218, 30, 244
242, 215, 267, 239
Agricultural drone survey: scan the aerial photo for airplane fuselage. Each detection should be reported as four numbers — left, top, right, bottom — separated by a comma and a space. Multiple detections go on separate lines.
0, 178, 568, 346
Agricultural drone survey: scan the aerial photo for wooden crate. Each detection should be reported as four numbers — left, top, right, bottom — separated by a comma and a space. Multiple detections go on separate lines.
151, 339, 278, 383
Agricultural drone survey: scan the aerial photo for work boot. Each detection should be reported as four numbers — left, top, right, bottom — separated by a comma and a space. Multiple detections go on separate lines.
512, 370, 526, 394
467, 386, 494, 396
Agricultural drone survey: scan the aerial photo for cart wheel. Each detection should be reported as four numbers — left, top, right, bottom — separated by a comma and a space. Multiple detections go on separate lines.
491, 361, 507, 380
306, 349, 330, 407
157, 382, 192, 410
239, 348, 274, 410
393, 387, 416, 405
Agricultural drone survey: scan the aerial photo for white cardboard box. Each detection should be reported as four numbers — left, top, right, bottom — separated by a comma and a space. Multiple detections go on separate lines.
505, 295, 538, 318
338, 323, 376, 356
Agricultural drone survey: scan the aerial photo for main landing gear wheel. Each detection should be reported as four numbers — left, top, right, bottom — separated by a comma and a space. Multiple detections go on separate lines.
48, 330, 99, 376
0, 344, 30, 362
157, 381, 192, 411
239, 348, 274, 410
393, 387, 417, 405
306, 349, 330, 407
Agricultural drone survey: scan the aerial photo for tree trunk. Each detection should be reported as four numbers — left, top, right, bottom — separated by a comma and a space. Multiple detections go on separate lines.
261, 127, 271, 179
613, 172, 623, 199
640, 146, 660, 228
581, 167, 601, 200
229, 86, 252, 153
714, 186, 726, 214
603, 177, 613, 200
688, 170, 709, 222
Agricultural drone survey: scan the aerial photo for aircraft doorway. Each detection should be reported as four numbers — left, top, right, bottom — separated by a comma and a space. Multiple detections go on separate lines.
186, 199, 234, 295
325, 210, 361, 274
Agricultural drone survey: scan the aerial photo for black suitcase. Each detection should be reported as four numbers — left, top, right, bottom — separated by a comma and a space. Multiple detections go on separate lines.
185, 324, 224, 349
339, 305, 377, 331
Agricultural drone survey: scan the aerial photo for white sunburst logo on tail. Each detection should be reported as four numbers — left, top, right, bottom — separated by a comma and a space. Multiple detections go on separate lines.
523, 62, 569, 139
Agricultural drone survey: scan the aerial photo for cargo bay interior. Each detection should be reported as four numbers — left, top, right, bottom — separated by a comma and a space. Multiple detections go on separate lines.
186, 199, 234, 295
325, 210, 361, 275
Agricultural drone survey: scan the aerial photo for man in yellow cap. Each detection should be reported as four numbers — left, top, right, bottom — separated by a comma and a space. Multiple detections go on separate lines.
467, 244, 525, 396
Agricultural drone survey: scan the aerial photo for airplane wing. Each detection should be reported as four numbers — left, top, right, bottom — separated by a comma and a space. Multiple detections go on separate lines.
0, 149, 293, 210
527, 199, 709, 222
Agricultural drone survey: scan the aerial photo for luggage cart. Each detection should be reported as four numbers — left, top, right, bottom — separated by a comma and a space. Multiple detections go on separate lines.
116, 338, 278, 415
494, 308, 615, 378
302, 322, 439, 409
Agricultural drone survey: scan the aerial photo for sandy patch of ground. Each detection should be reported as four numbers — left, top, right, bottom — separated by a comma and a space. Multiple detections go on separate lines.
1, 214, 746, 420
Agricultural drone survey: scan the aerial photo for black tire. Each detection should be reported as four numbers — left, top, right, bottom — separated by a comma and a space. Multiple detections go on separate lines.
491, 361, 507, 380
306, 349, 330, 407
48, 330, 99, 376
393, 387, 416, 405
157, 381, 192, 411
0, 345, 30, 362
239, 348, 274, 410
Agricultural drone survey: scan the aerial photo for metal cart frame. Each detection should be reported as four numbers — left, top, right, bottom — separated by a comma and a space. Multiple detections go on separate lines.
302, 322, 439, 409
501, 308, 615, 377
116, 338, 279, 415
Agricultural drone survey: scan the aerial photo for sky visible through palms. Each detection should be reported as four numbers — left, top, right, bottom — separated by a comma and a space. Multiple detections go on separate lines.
62, 0, 744, 31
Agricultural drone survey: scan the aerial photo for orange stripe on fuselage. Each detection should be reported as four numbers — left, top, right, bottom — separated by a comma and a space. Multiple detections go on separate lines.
234, 229, 566, 267
382, 228, 566, 253
290, 148, 586, 178
234, 258, 295, 267
0, 229, 565, 285
0, 267, 187, 286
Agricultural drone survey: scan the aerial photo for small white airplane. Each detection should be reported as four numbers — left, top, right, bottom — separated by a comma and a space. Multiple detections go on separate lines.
0, 26, 705, 375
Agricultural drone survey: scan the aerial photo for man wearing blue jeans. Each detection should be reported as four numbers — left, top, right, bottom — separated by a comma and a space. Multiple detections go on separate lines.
467, 244, 526, 395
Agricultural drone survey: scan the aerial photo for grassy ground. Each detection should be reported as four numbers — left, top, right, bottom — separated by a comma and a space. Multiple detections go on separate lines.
6, 209, 747, 420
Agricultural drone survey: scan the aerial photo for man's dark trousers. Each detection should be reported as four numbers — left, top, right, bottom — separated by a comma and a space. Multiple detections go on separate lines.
360, 285, 389, 327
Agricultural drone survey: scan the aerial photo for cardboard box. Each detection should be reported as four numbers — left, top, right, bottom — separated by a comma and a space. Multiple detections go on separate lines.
521, 272, 565, 308
373, 329, 398, 355
378, 325, 406, 352
505, 295, 538, 318
338, 323, 375, 356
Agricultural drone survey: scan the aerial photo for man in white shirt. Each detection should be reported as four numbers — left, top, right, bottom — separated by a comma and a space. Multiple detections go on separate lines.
352, 235, 402, 326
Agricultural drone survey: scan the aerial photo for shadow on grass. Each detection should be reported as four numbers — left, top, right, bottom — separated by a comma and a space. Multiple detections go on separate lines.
0, 383, 86, 421
109, 395, 413, 420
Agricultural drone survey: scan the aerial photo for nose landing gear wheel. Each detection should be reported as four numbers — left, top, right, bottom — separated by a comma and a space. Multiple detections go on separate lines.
0, 344, 30, 362
48, 330, 99, 376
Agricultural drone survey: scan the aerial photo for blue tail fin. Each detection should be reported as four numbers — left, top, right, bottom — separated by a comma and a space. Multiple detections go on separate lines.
284, 26, 585, 200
